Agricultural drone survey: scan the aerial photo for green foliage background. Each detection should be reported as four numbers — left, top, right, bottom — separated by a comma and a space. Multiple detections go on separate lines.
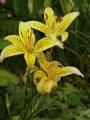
0, 0, 90, 120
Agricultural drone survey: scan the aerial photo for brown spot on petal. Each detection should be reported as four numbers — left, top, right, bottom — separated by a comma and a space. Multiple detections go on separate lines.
45, 13, 48, 20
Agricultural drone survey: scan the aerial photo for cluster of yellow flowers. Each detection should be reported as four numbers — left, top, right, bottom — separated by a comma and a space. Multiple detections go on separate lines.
0, 7, 84, 94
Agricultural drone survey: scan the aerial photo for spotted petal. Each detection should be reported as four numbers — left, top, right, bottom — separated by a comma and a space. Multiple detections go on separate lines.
26, 21, 47, 33
24, 52, 35, 69
55, 66, 84, 78
33, 37, 64, 53
0, 44, 25, 62
37, 77, 47, 94
37, 52, 49, 72
37, 52, 63, 72
37, 77, 57, 94
49, 61, 63, 68
19, 22, 35, 49
4, 35, 21, 44
33, 70, 47, 85
43, 79, 57, 93
56, 12, 79, 33
44, 7, 56, 28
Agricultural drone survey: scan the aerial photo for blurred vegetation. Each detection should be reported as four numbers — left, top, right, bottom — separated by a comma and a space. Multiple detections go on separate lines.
0, 0, 90, 120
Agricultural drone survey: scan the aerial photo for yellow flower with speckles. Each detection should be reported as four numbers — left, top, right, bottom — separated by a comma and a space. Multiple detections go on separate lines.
33, 52, 84, 94
26, 7, 79, 48
0, 22, 63, 69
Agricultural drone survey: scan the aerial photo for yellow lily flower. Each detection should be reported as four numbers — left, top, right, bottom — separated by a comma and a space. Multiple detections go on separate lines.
0, 22, 64, 69
33, 52, 84, 94
26, 7, 79, 45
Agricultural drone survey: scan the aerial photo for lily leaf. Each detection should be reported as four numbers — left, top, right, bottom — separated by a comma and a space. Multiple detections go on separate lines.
0, 69, 19, 86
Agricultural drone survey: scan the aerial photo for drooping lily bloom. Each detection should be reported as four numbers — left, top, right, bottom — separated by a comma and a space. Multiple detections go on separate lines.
26, 7, 79, 47
33, 52, 84, 94
0, 22, 64, 69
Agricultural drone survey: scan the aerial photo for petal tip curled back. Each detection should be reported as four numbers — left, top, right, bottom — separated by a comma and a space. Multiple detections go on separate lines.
70, 12, 80, 17
79, 72, 84, 78
75, 11, 80, 15
71, 67, 84, 78
0, 55, 3, 63
57, 66, 84, 78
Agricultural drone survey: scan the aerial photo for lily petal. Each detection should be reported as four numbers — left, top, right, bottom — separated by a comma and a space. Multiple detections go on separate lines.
61, 31, 69, 42
24, 52, 35, 69
43, 79, 57, 93
49, 61, 63, 68
26, 21, 47, 33
0, 44, 25, 62
19, 22, 35, 48
37, 52, 49, 72
37, 52, 63, 73
37, 77, 57, 94
33, 70, 47, 85
44, 7, 56, 28
4, 35, 21, 44
33, 37, 64, 53
55, 66, 84, 78
37, 77, 47, 93
56, 12, 79, 33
